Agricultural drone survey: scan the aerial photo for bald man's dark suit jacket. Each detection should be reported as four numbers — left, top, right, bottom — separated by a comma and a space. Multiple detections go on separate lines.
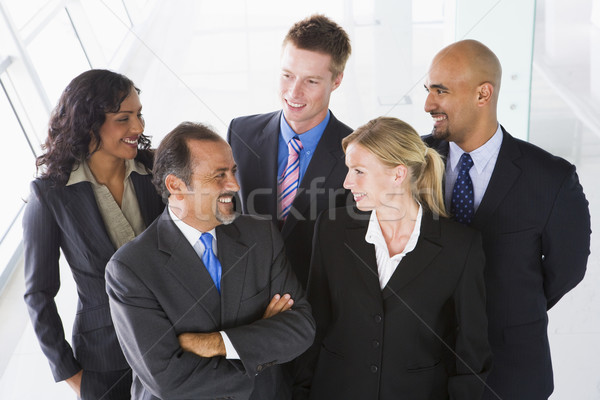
227, 110, 352, 286
425, 127, 591, 400
295, 207, 492, 400
106, 209, 315, 400
23, 173, 164, 393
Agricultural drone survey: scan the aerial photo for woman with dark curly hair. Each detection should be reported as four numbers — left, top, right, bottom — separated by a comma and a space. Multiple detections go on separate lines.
23, 69, 164, 399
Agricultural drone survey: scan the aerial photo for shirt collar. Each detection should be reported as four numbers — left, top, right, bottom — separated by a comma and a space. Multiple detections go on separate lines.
365, 204, 423, 259
66, 158, 148, 187
448, 123, 503, 174
167, 206, 217, 248
280, 110, 330, 150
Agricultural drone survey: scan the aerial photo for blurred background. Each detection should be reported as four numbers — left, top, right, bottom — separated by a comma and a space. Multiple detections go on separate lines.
0, 0, 598, 398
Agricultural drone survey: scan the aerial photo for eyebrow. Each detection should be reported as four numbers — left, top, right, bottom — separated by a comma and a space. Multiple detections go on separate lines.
425, 83, 449, 91
282, 69, 324, 80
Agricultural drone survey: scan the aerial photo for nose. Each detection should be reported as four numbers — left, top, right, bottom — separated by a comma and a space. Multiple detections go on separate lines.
227, 174, 240, 193
132, 115, 144, 134
424, 92, 435, 113
289, 79, 302, 99
343, 172, 353, 190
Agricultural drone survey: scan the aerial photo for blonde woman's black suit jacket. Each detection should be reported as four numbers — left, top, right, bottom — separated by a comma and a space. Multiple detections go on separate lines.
295, 207, 492, 400
23, 173, 164, 383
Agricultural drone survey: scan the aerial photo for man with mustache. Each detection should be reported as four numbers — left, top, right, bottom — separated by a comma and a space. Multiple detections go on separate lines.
423, 39, 591, 400
106, 122, 315, 399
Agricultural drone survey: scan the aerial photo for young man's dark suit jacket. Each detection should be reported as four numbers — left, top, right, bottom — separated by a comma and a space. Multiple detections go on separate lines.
295, 207, 492, 400
425, 127, 591, 400
227, 110, 352, 286
106, 208, 316, 400
23, 173, 164, 395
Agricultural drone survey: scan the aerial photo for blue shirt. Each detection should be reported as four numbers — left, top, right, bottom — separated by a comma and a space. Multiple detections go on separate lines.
277, 111, 331, 185
445, 124, 503, 211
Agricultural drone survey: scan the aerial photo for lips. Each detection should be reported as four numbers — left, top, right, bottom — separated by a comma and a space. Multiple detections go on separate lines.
352, 192, 366, 202
285, 99, 305, 109
122, 135, 139, 146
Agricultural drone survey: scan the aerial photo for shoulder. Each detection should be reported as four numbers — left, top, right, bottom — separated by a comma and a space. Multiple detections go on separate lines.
315, 206, 369, 232
508, 133, 574, 173
111, 217, 161, 265
327, 112, 353, 136
229, 111, 280, 130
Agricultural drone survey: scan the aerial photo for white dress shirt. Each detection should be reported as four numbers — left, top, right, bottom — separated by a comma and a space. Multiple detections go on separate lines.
167, 207, 240, 359
365, 205, 423, 289
444, 124, 504, 211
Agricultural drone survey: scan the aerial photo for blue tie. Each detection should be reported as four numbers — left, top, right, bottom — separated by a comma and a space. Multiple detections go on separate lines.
199, 233, 222, 293
451, 153, 475, 225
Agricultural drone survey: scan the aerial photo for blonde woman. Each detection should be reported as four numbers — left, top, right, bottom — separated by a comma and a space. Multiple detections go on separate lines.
294, 117, 492, 400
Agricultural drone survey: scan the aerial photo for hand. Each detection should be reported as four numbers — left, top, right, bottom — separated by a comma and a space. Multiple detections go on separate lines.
263, 293, 294, 319
178, 332, 226, 358
65, 370, 83, 397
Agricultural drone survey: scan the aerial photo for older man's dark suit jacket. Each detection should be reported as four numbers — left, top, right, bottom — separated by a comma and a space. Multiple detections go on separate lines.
227, 110, 352, 286
425, 127, 591, 400
23, 173, 164, 384
295, 207, 492, 400
106, 209, 316, 400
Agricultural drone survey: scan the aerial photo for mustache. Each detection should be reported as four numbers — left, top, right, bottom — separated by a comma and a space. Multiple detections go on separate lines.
217, 191, 237, 199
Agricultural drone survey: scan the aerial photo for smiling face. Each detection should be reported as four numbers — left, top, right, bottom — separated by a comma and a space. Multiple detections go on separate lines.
175, 139, 240, 232
279, 43, 343, 134
423, 53, 480, 147
91, 87, 144, 161
343, 143, 399, 212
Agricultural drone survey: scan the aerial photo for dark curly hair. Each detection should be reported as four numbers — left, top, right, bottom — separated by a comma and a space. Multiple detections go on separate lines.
36, 69, 153, 185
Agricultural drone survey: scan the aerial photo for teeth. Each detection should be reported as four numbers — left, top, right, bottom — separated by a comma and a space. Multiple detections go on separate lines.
287, 100, 304, 108
432, 115, 446, 122
122, 138, 138, 144
218, 197, 232, 203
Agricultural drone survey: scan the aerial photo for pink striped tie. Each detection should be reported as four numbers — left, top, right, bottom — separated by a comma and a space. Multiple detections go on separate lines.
278, 137, 303, 220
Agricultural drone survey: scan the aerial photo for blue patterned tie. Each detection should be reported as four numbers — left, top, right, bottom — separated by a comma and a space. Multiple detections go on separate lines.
199, 233, 222, 293
451, 153, 475, 225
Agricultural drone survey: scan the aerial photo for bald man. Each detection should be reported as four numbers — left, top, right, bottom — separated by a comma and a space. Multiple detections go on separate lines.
423, 40, 590, 400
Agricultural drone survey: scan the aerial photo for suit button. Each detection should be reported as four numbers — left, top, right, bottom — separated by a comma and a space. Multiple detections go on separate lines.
256, 365, 263, 372
372, 340, 380, 348
374, 314, 382, 323
370, 365, 378, 373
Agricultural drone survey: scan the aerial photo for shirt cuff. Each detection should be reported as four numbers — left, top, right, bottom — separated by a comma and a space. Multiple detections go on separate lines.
220, 331, 240, 359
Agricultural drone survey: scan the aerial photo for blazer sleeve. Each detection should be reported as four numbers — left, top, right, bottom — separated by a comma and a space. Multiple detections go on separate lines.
106, 258, 253, 399
22, 180, 81, 382
223, 221, 316, 375
542, 165, 590, 309
449, 231, 492, 399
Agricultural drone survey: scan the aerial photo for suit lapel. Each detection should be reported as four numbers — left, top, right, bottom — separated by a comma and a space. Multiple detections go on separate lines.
157, 209, 221, 326
382, 212, 442, 299
250, 111, 281, 221
471, 128, 522, 230
344, 218, 383, 301
63, 182, 115, 254
215, 222, 249, 328
281, 114, 347, 238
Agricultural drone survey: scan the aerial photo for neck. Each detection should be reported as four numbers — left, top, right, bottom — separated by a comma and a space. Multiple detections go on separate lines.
458, 118, 498, 153
376, 197, 419, 241
87, 152, 127, 185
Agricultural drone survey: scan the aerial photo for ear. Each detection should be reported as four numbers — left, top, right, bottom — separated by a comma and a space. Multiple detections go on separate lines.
331, 72, 344, 91
165, 174, 188, 200
393, 164, 409, 186
476, 82, 494, 106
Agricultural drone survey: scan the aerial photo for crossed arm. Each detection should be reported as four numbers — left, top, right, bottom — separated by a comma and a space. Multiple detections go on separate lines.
178, 293, 295, 357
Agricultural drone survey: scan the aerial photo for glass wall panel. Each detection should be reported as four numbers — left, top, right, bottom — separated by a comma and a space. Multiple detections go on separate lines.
26, 7, 89, 103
